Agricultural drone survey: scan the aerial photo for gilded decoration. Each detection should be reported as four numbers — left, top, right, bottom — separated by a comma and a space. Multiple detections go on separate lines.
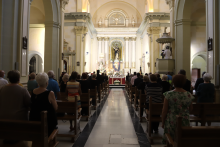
74, 26, 88, 34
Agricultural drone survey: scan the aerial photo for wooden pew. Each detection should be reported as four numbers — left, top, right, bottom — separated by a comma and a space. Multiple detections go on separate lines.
98, 84, 103, 103
201, 103, 220, 126
90, 86, 99, 110
189, 103, 203, 126
80, 89, 92, 121
145, 97, 163, 144
0, 111, 58, 147
104, 80, 109, 95
129, 87, 135, 105
59, 92, 68, 101
166, 115, 220, 147
138, 91, 146, 122
56, 99, 81, 142
133, 87, 139, 111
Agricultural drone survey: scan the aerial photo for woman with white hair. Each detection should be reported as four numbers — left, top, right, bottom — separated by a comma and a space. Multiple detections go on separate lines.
29, 72, 58, 136
196, 73, 215, 103
60, 73, 69, 92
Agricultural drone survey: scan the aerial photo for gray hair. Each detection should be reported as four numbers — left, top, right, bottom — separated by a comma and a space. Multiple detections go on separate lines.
62, 74, 69, 81
203, 73, 212, 82
36, 72, 49, 87
162, 75, 168, 81
48, 70, 54, 78
92, 74, 97, 79
143, 75, 149, 82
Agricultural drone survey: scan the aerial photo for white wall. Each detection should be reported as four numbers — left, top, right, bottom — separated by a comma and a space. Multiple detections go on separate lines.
64, 26, 76, 51
29, 28, 45, 58
65, 0, 77, 13
192, 56, 207, 77
191, 26, 206, 58
85, 34, 91, 72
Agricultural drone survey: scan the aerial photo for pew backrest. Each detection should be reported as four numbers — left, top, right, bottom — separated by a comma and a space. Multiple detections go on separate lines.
149, 97, 163, 115
174, 115, 220, 147
0, 112, 48, 147
80, 89, 90, 102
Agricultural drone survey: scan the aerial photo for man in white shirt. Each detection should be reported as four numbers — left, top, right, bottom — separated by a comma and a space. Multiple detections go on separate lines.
131, 72, 137, 87
0, 70, 8, 89
163, 46, 172, 59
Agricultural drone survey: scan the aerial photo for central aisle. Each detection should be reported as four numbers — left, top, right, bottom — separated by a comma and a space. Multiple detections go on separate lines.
84, 89, 139, 147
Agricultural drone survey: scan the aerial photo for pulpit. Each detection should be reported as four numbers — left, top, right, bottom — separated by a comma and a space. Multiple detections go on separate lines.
156, 59, 175, 74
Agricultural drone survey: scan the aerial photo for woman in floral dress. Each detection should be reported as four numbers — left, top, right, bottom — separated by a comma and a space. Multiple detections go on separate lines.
161, 74, 194, 144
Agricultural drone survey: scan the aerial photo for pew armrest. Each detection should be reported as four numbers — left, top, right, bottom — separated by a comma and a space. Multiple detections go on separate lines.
48, 129, 58, 142
165, 133, 174, 147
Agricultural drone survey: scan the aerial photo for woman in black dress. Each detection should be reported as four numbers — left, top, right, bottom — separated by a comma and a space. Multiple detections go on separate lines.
29, 72, 58, 136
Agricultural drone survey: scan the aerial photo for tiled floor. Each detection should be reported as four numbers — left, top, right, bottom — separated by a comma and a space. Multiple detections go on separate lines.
84, 89, 139, 147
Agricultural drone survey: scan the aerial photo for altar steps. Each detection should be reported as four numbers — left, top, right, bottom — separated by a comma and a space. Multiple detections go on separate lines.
109, 85, 125, 88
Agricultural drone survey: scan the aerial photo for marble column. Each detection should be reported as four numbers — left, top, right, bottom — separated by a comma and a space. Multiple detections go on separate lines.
147, 27, 161, 73
166, 0, 175, 58
97, 37, 102, 62
105, 37, 109, 68
132, 37, 136, 68
129, 38, 132, 69
0, 0, 29, 79
124, 37, 129, 68
74, 26, 88, 74
59, 0, 69, 73
175, 19, 191, 79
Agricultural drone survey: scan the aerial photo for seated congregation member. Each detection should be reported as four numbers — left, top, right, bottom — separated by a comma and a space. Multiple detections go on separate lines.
96, 70, 103, 86
0, 70, 8, 89
59, 72, 66, 85
145, 74, 163, 133
47, 70, 61, 100
76, 75, 81, 82
0, 70, 31, 120
131, 72, 137, 87
27, 72, 38, 94
196, 73, 215, 103
156, 73, 162, 83
162, 74, 194, 144
138, 75, 150, 94
80, 73, 90, 93
104, 73, 108, 81
178, 69, 191, 92
194, 72, 206, 91
29, 72, 58, 136
126, 73, 130, 82
160, 75, 171, 94
134, 73, 142, 87
66, 71, 82, 131
60, 74, 69, 92
167, 72, 172, 84
90, 74, 98, 89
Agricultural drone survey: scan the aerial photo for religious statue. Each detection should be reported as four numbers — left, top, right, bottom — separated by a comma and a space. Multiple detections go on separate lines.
113, 44, 119, 60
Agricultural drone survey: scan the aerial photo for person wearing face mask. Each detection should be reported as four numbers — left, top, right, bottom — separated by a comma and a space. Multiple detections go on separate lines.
0, 70, 8, 89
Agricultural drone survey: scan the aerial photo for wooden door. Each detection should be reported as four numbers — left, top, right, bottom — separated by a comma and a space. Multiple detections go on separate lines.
191, 68, 201, 87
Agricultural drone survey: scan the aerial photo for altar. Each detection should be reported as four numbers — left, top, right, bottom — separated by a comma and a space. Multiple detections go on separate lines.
109, 77, 126, 85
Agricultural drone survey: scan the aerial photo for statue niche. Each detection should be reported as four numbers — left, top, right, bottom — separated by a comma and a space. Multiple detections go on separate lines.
111, 41, 122, 62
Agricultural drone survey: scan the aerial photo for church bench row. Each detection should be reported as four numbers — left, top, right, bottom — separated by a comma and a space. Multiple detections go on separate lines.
145, 97, 220, 144
166, 115, 220, 147
0, 111, 58, 147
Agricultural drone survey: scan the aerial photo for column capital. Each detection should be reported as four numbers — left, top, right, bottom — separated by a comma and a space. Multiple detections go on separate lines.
60, 0, 69, 10
131, 37, 136, 41
97, 37, 102, 41
124, 37, 129, 41
104, 37, 110, 41
74, 26, 88, 34
147, 27, 161, 34
45, 21, 60, 28
165, 0, 175, 9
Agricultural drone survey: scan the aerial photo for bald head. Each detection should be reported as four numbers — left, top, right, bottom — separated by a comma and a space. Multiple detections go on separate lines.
0, 70, 5, 78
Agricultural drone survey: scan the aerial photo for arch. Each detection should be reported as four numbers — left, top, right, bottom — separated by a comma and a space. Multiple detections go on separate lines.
28, 51, 44, 63
191, 51, 207, 63
43, 0, 60, 24
92, 1, 143, 25
174, 0, 192, 21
